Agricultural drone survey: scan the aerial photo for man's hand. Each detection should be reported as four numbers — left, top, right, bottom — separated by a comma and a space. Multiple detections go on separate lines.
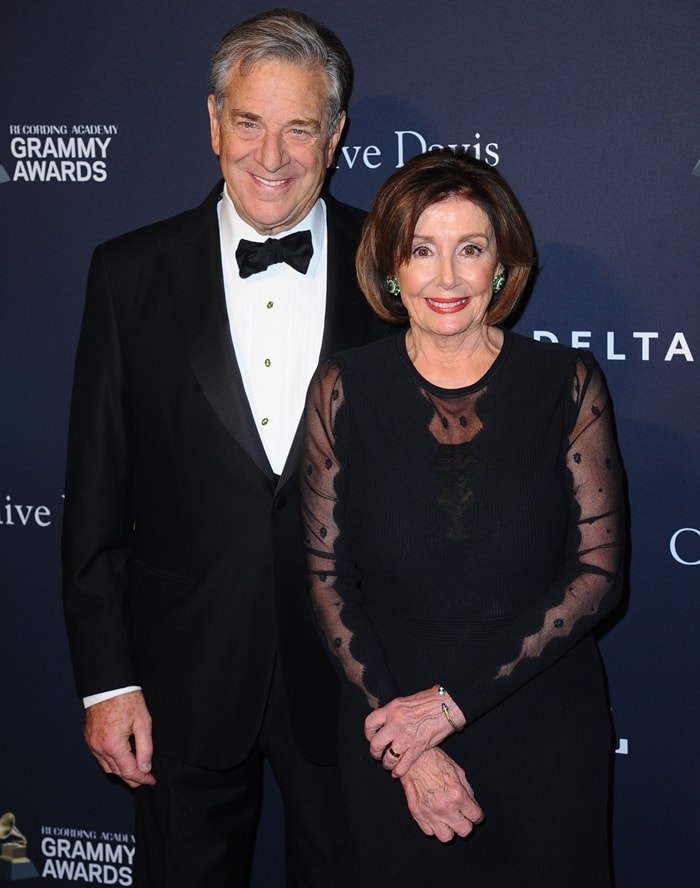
399, 747, 483, 843
84, 690, 156, 788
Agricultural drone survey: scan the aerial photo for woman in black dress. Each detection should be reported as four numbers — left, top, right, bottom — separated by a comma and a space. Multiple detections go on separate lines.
301, 149, 626, 886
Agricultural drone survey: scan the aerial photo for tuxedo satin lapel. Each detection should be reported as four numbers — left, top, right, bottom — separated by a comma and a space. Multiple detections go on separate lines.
277, 198, 368, 490
163, 189, 273, 479
277, 420, 303, 491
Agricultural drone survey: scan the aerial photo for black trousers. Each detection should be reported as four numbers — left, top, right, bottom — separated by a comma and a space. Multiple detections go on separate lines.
133, 664, 349, 887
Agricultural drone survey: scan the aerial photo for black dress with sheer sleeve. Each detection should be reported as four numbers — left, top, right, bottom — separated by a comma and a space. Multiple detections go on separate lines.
301, 328, 626, 887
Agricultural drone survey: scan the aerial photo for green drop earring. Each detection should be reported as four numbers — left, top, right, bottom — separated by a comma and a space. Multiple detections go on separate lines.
492, 272, 505, 295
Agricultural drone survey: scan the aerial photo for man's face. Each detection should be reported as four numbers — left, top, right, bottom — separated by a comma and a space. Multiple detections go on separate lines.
208, 59, 345, 236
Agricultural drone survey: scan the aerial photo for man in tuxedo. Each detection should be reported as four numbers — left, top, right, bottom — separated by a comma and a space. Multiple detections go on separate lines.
62, 10, 381, 887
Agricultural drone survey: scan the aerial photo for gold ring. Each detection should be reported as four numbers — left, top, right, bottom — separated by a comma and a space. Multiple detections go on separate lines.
381, 742, 402, 762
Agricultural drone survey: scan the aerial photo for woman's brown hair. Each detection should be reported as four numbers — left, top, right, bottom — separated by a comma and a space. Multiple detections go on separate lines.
356, 148, 536, 325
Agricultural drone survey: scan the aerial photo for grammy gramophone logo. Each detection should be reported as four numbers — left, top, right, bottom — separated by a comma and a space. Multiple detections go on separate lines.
0, 812, 39, 881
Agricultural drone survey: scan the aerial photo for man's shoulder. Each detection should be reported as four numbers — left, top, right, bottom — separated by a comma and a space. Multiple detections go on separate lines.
323, 191, 367, 239
97, 181, 223, 257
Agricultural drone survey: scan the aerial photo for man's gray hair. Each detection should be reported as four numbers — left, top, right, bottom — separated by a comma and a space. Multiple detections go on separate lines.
209, 8, 353, 136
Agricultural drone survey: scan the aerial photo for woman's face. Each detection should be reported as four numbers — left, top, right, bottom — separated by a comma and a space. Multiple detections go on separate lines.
396, 196, 502, 341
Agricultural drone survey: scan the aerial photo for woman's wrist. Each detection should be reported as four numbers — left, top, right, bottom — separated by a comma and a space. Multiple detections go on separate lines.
437, 685, 466, 733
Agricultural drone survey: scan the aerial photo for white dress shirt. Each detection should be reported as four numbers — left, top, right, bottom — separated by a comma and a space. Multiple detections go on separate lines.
219, 184, 327, 475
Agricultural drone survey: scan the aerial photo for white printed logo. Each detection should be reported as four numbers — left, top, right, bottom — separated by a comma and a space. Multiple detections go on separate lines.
670, 528, 700, 566
2, 124, 118, 183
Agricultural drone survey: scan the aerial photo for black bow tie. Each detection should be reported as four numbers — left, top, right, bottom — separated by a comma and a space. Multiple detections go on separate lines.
235, 230, 313, 278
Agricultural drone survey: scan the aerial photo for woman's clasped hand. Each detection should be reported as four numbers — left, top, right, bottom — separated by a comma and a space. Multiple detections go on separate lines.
365, 685, 466, 777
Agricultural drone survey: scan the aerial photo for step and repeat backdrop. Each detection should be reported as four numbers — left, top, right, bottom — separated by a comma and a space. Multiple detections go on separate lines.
2, 1, 698, 885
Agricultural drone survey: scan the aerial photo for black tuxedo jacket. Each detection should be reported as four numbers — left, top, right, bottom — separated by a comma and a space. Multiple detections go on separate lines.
62, 182, 381, 769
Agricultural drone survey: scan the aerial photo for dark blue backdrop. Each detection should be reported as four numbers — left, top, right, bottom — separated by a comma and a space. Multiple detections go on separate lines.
2, 1, 698, 885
